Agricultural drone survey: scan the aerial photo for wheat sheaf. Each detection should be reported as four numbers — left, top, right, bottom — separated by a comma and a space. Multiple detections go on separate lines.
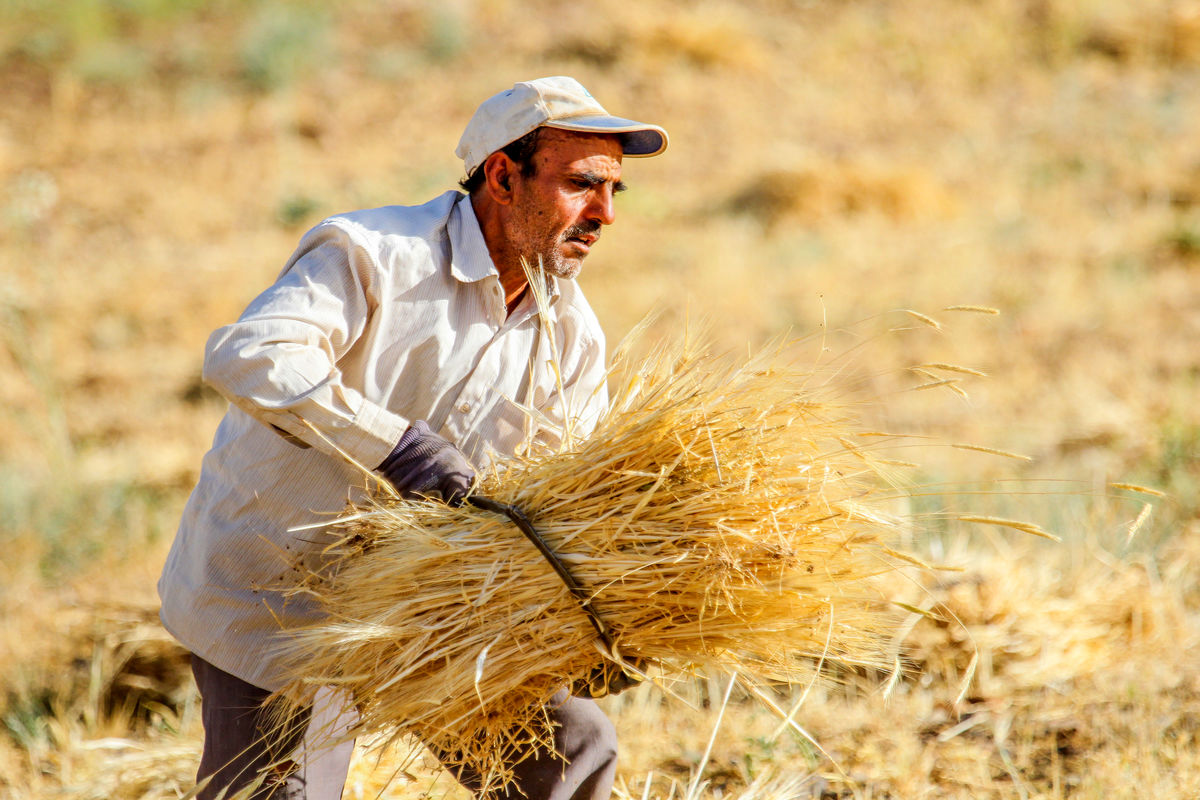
268, 319, 914, 791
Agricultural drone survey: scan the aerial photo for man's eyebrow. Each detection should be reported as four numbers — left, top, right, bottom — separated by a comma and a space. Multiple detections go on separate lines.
573, 171, 628, 193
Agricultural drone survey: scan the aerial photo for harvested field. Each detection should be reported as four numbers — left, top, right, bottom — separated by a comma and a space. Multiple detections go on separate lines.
2, 1, 1198, 798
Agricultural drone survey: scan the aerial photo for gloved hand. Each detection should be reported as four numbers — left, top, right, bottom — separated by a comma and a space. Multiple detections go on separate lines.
571, 658, 646, 699
377, 420, 475, 505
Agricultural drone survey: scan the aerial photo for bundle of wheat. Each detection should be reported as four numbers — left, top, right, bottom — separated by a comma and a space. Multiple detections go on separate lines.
273, 330, 909, 790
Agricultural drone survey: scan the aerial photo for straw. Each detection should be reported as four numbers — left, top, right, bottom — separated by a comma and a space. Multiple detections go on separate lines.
272, 330, 908, 790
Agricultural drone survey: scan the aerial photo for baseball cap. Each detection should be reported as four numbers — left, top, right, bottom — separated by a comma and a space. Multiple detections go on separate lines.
455, 76, 669, 177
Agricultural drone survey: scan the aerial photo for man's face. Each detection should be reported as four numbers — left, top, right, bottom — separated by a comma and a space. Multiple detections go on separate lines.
506, 129, 625, 280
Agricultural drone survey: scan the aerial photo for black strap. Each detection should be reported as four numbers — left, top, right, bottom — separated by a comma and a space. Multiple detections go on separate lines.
468, 495, 614, 652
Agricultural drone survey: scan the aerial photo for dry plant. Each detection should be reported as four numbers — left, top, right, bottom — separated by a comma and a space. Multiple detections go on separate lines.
4, 1, 1200, 797
271, 323, 915, 792
613, 767, 830, 800
38, 736, 198, 800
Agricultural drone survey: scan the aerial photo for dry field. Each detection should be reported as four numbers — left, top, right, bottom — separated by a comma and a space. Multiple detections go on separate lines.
2, 1, 1199, 798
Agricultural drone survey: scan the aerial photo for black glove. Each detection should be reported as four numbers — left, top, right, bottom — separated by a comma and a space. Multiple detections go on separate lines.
377, 420, 475, 505
571, 658, 646, 699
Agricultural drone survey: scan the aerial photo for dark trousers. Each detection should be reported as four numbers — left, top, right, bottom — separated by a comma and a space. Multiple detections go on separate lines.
192, 655, 354, 799
191, 654, 619, 800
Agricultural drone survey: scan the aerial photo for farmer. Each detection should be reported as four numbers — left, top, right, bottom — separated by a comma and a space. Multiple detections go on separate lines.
157, 76, 667, 800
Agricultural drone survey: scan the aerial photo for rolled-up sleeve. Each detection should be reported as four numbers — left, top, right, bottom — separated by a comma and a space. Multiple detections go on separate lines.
203, 224, 409, 469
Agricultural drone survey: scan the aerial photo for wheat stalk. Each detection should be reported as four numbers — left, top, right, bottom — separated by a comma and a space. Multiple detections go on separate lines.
271, 331, 910, 789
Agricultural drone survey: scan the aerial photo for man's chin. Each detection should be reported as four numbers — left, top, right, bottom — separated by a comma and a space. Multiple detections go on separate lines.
543, 256, 584, 281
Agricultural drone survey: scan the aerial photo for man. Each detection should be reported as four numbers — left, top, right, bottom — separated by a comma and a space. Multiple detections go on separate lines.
157, 76, 667, 800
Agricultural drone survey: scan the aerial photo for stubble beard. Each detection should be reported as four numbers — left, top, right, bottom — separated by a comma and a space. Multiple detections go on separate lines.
540, 246, 583, 281
528, 230, 584, 282
512, 209, 595, 282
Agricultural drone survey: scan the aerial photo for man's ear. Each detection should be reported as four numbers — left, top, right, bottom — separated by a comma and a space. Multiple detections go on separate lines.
483, 153, 516, 205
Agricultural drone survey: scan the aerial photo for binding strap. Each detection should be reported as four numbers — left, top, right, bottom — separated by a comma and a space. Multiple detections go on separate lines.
468, 495, 614, 653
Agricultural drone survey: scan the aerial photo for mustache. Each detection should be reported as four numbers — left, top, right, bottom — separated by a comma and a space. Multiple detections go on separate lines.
563, 220, 601, 241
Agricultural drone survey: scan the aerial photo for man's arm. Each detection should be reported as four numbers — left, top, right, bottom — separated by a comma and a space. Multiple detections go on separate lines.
202, 223, 409, 471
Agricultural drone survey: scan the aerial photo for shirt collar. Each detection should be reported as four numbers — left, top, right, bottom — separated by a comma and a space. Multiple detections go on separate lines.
448, 193, 496, 284
448, 193, 564, 307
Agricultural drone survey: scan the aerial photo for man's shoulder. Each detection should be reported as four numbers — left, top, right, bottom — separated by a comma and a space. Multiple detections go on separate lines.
319, 191, 462, 245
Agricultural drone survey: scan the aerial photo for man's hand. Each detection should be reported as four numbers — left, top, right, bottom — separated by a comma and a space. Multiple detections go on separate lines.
377, 420, 475, 505
571, 658, 646, 699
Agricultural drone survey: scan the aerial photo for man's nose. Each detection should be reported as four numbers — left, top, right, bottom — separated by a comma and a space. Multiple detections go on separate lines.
587, 187, 617, 226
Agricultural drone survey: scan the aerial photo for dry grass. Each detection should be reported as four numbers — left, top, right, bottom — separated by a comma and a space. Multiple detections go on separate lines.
275, 329, 913, 790
18, 532, 1200, 799
3, 0, 1200, 797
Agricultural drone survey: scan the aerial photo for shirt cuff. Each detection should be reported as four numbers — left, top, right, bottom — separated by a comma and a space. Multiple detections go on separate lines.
339, 400, 411, 471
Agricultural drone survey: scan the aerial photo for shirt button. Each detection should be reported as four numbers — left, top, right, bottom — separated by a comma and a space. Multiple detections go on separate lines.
459, 402, 471, 414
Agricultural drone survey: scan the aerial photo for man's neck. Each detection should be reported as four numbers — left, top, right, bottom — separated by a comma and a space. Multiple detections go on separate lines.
505, 284, 528, 316
471, 192, 530, 317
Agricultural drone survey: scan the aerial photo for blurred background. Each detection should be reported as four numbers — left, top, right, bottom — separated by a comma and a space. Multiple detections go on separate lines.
2, 1, 1198, 797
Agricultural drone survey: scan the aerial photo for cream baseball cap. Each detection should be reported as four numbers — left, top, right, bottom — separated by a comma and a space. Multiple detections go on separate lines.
455, 76, 668, 177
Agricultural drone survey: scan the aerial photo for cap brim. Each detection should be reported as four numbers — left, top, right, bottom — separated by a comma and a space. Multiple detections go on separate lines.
544, 114, 668, 157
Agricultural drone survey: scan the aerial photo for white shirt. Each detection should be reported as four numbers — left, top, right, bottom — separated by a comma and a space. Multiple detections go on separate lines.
158, 191, 608, 690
